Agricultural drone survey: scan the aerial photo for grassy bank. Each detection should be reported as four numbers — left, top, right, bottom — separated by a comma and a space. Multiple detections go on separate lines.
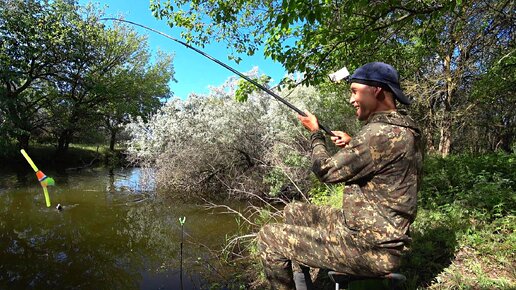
400, 153, 515, 289
239, 153, 515, 289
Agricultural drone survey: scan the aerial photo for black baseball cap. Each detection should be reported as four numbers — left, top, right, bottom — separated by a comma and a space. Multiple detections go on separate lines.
349, 62, 411, 105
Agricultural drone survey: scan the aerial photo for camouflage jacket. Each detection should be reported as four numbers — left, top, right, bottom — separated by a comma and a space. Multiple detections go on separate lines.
311, 110, 423, 248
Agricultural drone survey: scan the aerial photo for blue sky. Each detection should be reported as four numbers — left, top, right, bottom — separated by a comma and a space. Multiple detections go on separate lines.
80, 0, 287, 99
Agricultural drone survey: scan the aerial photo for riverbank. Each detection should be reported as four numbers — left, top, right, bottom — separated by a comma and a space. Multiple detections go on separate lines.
0, 144, 128, 172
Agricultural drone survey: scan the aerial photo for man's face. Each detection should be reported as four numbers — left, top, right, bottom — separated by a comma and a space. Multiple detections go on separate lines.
349, 83, 379, 121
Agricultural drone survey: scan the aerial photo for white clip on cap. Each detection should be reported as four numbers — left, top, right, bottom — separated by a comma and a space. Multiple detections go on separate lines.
328, 67, 350, 83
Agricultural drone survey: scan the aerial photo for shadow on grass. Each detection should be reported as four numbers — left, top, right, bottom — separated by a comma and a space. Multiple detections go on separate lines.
399, 225, 458, 289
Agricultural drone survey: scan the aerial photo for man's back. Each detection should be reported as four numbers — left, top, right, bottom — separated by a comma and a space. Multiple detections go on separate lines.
310, 111, 422, 246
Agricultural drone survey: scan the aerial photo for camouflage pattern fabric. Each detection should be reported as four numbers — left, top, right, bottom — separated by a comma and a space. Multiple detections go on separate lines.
257, 111, 423, 290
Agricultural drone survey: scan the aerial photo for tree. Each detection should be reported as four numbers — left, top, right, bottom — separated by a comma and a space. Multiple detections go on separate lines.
0, 0, 77, 149
48, 15, 158, 154
1, 0, 175, 153
125, 69, 357, 198
127, 71, 289, 196
100, 51, 175, 151
151, 0, 515, 156
50, 14, 175, 154
467, 52, 516, 153
402, 0, 515, 155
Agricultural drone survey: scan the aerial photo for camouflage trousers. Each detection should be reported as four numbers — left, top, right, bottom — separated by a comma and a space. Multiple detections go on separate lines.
256, 202, 401, 290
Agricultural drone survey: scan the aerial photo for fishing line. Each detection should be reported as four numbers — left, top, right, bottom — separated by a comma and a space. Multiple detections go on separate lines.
100, 18, 336, 137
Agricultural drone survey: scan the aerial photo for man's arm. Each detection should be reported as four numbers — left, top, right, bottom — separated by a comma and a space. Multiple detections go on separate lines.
330, 131, 352, 148
310, 131, 374, 184
297, 111, 374, 183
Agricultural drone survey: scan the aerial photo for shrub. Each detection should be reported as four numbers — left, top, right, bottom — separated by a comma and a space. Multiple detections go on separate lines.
125, 69, 359, 200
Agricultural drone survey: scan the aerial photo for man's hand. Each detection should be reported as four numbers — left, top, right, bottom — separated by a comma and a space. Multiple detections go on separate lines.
330, 131, 352, 148
297, 111, 320, 132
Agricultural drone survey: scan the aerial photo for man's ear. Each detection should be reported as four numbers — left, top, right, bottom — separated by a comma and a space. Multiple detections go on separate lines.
380, 90, 397, 108
374, 87, 384, 100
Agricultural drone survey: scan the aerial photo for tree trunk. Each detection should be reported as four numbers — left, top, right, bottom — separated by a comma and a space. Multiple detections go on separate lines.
424, 130, 436, 154
109, 130, 117, 151
438, 119, 452, 157
17, 134, 30, 150
57, 130, 72, 154
439, 53, 454, 157
497, 133, 513, 153
57, 134, 66, 154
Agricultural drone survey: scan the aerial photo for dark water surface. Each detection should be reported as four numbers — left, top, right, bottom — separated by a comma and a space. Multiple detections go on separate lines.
0, 167, 243, 289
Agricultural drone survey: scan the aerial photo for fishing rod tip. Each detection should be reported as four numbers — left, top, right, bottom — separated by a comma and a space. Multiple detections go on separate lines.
328, 66, 350, 83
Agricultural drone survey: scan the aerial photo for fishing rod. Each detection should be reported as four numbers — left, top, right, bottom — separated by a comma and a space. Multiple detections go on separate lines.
100, 18, 336, 137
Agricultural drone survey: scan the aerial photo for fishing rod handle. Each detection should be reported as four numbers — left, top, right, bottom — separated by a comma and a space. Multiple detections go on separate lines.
318, 123, 336, 137
296, 111, 335, 137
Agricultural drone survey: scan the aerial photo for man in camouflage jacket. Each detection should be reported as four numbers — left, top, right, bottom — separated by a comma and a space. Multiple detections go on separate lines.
257, 62, 423, 290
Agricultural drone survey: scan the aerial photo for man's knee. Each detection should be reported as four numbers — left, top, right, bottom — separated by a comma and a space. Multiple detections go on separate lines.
284, 201, 304, 213
284, 201, 304, 223
257, 224, 275, 249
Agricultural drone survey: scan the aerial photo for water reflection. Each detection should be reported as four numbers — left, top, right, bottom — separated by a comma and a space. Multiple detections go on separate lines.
0, 167, 242, 289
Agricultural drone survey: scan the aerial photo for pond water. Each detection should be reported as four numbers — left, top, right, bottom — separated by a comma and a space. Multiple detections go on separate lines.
0, 167, 245, 289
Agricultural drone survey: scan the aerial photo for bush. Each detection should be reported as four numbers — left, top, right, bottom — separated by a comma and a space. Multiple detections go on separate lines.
125, 71, 356, 200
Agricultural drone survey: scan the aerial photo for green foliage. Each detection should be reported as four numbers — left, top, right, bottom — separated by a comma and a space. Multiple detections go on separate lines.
420, 153, 515, 219
262, 167, 288, 196
152, 0, 515, 156
150, 0, 459, 84
400, 204, 515, 289
283, 151, 306, 167
465, 51, 516, 153
0, 0, 174, 152
234, 75, 272, 102
400, 205, 464, 289
406, 153, 516, 288
0, 135, 17, 160
308, 178, 343, 208
263, 152, 309, 197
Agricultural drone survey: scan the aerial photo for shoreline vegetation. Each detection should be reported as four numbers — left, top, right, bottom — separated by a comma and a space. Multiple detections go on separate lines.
0, 144, 129, 172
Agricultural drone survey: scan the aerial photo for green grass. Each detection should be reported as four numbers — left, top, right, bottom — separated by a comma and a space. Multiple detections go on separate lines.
410, 153, 515, 289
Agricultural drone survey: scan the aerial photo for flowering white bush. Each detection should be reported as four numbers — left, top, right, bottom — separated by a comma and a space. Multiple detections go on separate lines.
125, 69, 357, 199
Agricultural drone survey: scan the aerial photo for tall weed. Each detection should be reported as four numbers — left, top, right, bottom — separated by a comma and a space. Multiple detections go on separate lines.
420, 153, 515, 220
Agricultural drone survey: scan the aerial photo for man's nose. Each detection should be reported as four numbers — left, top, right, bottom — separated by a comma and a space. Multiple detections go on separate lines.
349, 95, 356, 105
